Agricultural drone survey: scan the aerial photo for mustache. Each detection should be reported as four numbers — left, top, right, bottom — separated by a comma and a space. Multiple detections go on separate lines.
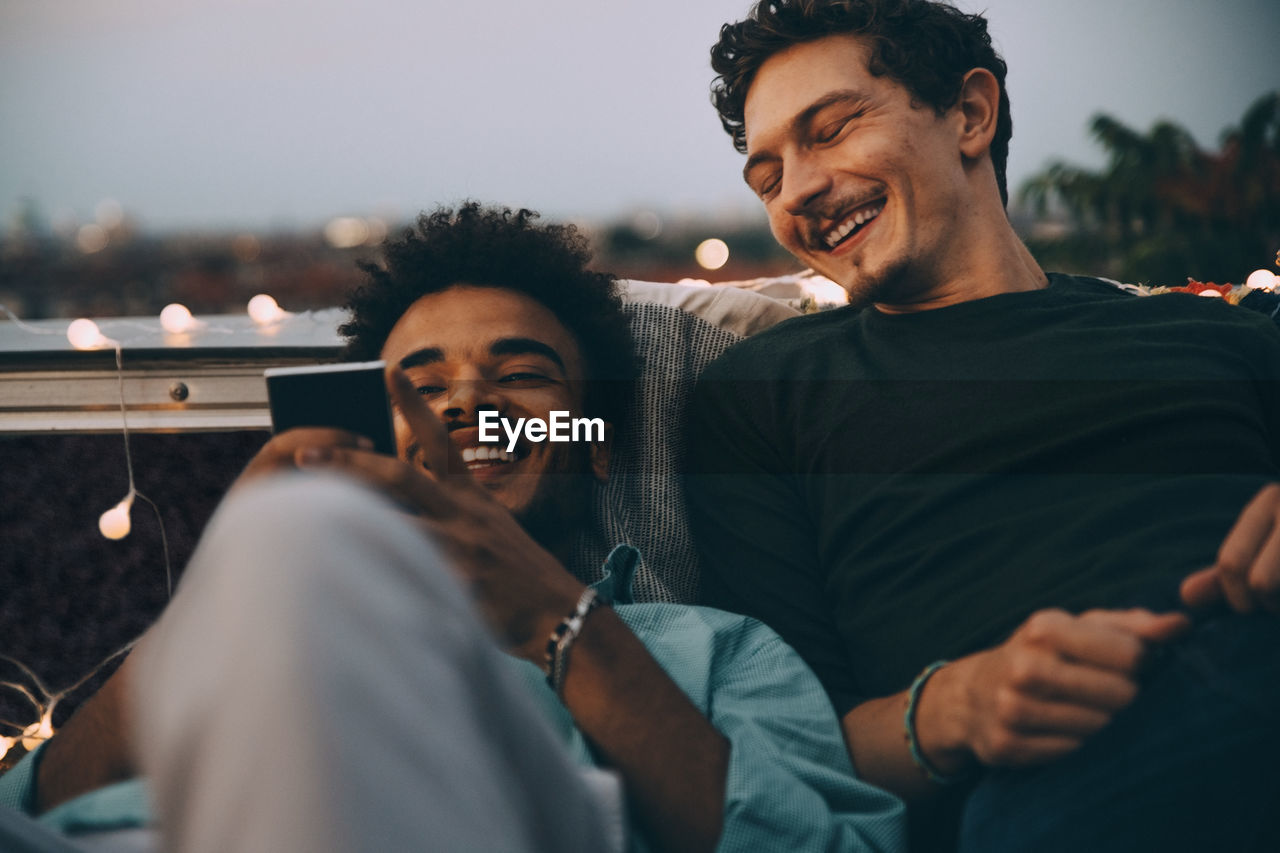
798, 191, 886, 247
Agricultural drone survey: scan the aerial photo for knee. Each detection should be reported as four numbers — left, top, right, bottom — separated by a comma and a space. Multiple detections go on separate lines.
195, 471, 464, 615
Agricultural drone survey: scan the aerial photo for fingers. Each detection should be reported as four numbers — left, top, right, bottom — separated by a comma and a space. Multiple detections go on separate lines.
980, 733, 1087, 767
1013, 608, 1182, 677
238, 428, 372, 486
1077, 608, 1190, 645
297, 444, 455, 517
385, 365, 470, 483
1215, 488, 1276, 612
989, 690, 1113, 737
1186, 483, 1280, 613
961, 606, 1187, 766
1179, 566, 1221, 610
1006, 654, 1139, 712
1222, 500, 1280, 613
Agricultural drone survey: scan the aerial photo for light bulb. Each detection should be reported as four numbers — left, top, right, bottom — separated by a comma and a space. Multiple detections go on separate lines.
1197, 289, 1223, 299
1246, 269, 1277, 291
160, 303, 197, 333
21, 715, 54, 751
695, 238, 731, 271
99, 498, 133, 540
247, 294, 286, 326
67, 318, 108, 349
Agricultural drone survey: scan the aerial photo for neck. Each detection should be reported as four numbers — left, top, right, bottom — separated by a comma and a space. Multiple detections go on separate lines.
875, 195, 1048, 315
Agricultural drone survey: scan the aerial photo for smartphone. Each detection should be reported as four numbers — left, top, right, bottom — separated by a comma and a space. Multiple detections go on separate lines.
264, 360, 397, 456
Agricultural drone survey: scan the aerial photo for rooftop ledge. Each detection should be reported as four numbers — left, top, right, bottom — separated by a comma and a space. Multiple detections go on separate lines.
0, 309, 346, 434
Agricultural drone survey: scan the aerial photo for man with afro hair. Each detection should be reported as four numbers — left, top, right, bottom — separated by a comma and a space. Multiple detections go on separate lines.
2, 203, 905, 853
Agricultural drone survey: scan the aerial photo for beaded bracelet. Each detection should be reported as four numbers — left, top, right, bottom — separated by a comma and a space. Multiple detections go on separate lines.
544, 587, 606, 697
904, 659, 966, 786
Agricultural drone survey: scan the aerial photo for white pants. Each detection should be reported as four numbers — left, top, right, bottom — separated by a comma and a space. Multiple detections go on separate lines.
133, 473, 617, 853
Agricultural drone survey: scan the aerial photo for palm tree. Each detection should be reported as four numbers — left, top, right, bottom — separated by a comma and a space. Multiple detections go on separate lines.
1019, 92, 1279, 285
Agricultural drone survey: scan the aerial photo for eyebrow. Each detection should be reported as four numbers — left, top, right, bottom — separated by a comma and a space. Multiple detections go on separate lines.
489, 337, 566, 372
396, 338, 567, 372
742, 89, 867, 184
398, 347, 443, 370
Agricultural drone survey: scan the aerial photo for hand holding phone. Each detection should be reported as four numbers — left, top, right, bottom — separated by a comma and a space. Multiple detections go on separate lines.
264, 361, 397, 456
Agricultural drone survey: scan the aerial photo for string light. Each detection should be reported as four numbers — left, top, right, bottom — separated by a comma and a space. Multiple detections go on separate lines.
1, 295, 332, 760
1246, 269, 1278, 291
694, 238, 731, 271
248, 293, 288, 326
2, 644, 134, 764
159, 303, 200, 334
99, 496, 135, 539
20, 712, 54, 751
66, 318, 111, 350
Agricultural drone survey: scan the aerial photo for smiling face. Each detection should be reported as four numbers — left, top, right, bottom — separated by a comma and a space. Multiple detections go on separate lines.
380, 285, 609, 537
742, 34, 982, 307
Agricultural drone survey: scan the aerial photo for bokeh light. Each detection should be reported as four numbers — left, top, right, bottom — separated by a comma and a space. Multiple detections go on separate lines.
160, 303, 197, 334
323, 217, 370, 249
76, 224, 109, 254
1246, 269, 1277, 290
695, 238, 730, 271
98, 499, 133, 540
66, 318, 107, 350
247, 294, 286, 325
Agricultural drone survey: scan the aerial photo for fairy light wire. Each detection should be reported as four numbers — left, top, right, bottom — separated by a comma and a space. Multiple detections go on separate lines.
1, 297, 339, 758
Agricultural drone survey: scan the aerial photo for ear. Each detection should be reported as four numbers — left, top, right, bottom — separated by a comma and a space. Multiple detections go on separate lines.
589, 422, 614, 483
956, 67, 1000, 161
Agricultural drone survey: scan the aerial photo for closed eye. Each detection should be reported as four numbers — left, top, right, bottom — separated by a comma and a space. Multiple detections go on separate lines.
815, 112, 861, 144
753, 171, 782, 200
499, 372, 552, 386
415, 384, 446, 397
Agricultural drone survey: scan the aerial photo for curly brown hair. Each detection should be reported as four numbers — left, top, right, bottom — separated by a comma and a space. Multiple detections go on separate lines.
340, 202, 636, 430
711, 0, 1013, 206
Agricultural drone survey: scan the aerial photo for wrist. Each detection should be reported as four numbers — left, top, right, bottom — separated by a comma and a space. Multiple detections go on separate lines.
507, 569, 586, 664
910, 658, 977, 778
544, 587, 608, 697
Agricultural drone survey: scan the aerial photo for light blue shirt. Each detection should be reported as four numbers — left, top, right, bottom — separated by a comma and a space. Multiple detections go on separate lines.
1, 545, 904, 851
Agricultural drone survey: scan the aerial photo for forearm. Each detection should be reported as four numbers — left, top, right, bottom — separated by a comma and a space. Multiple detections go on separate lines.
558, 609, 729, 853
35, 657, 136, 814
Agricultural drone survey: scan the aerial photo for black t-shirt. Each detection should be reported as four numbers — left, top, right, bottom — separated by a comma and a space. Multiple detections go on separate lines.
687, 274, 1280, 713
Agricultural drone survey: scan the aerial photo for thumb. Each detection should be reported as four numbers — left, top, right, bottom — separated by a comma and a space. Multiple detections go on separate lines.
1180, 566, 1222, 610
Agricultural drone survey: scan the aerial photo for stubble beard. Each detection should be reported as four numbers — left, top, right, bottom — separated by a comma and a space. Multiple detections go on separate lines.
831, 252, 914, 310
507, 446, 596, 560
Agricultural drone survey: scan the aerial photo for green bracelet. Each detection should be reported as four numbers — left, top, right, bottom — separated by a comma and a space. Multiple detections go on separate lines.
904, 659, 966, 786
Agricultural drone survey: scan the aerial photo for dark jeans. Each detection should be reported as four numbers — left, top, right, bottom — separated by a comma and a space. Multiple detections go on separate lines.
958, 612, 1280, 852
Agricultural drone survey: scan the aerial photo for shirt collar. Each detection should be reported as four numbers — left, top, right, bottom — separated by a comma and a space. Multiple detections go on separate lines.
589, 544, 640, 605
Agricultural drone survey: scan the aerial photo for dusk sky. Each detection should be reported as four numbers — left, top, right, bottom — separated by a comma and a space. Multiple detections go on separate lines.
2, 0, 1276, 232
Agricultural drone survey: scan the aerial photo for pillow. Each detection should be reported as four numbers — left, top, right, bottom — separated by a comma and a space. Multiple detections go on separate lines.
567, 281, 799, 603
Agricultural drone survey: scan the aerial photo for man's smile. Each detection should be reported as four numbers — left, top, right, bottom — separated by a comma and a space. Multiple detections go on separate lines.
443, 425, 530, 478
821, 199, 885, 251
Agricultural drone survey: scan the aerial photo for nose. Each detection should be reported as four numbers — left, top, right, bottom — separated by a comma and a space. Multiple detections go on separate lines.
779, 151, 832, 215
440, 378, 503, 422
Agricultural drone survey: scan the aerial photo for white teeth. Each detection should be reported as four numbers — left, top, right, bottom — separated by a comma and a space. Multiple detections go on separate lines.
462, 445, 516, 465
824, 203, 884, 248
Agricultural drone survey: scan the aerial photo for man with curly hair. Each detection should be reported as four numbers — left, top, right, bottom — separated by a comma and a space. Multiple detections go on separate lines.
687, 1, 1280, 851
1, 203, 905, 853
